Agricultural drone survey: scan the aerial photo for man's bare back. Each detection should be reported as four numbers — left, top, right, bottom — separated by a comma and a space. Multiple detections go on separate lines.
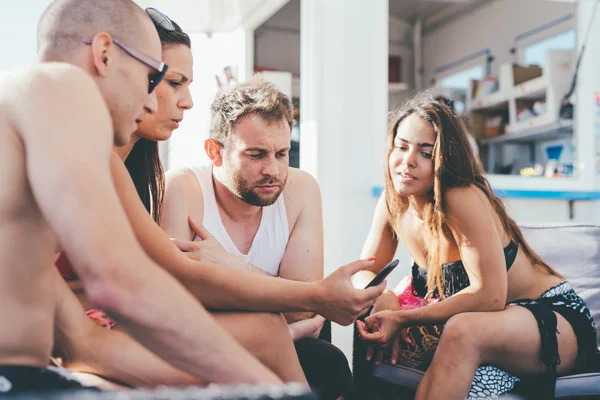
0, 65, 79, 367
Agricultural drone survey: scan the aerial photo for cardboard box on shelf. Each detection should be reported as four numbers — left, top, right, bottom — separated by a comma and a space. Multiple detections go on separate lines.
512, 64, 543, 86
470, 111, 504, 139
470, 104, 509, 139
484, 115, 504, 138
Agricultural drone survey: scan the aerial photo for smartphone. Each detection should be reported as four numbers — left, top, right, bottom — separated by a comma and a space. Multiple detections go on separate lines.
357, 259, 400, 322
365, 259, 399, 288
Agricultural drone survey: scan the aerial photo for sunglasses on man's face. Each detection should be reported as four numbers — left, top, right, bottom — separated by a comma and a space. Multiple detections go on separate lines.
84, 37, 168, 94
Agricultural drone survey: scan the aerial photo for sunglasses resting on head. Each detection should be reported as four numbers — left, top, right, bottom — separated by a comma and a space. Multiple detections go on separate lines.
82, 7, 178, 94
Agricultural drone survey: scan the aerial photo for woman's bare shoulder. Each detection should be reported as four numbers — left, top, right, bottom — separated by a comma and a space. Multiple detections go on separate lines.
444, 185, 491, 214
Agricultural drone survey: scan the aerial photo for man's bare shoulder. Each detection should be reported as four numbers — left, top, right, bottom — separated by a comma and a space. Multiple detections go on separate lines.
166, 167, 203, 196
283, 168, 321, 216
163, 166, 207, 236
1, 63, 106, 130
165, 167, 205, 212
284, 168, 320, 195
1, 63, 94, 98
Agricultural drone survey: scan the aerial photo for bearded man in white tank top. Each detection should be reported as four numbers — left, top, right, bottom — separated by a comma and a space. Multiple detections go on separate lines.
162, 77, 354, 400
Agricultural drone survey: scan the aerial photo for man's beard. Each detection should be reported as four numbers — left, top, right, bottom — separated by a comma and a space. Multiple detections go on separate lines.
227, 170, 287, 207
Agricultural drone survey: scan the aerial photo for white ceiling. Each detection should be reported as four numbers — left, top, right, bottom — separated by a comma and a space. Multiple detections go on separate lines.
258, 0, 489, 33
134, 0, 289, 34
134, 0, 490, 35
389, 0, 484, 22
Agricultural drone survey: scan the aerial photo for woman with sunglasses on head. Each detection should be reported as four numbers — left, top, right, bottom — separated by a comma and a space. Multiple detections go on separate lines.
355, 93, 600, 399
55, 9, 310, 389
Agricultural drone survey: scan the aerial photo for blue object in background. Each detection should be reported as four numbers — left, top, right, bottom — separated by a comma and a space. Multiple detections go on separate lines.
546, 145, 564, 161
370, 185, 600, 200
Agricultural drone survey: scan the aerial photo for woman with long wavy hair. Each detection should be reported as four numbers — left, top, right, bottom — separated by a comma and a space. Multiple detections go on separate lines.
356, 92, 599, 399
118, 13, 192, 224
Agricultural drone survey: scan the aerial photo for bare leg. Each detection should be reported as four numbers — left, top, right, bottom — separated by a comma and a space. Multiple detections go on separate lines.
415, 306, 578, 400
212, 312, 308, 385
61, 313, 304, 388
71, 372, 131, 390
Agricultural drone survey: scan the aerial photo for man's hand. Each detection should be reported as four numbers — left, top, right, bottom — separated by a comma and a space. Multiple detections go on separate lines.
171, 217, 268, 275
314, 259, 386, 326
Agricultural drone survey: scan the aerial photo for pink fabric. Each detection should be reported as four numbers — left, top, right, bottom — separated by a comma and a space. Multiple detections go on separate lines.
86, 309, 117, 329
396, 276, 432, 309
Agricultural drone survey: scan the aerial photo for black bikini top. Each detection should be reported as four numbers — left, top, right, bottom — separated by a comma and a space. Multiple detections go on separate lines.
443, 240, 518, 271
412, 241, 519, 298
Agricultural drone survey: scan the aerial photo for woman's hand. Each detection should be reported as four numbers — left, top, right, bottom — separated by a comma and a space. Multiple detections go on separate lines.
171, 217, 233, 264
357, 301, 410, 365
358, 310, 403, 343
171, 217, 268, 275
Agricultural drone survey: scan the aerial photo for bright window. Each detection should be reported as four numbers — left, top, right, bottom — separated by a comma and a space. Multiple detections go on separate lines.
523, 29, 576, 67
439, 65, 485, 114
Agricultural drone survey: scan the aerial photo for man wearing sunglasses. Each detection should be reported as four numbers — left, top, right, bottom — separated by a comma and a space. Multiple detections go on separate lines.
0, 0, 282, 394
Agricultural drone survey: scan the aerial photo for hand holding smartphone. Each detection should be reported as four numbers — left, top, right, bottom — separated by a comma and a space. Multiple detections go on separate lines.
365, 259, 399, 288
358, 259, 399, 321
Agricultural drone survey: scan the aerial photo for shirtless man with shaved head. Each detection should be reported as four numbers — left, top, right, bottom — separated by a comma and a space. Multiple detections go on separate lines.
0, 0, 281, 394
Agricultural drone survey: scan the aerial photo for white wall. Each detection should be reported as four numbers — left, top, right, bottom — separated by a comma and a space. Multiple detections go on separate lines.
165, 30, 252, 171
423, 0, 575, 85
0, 1, 52, 70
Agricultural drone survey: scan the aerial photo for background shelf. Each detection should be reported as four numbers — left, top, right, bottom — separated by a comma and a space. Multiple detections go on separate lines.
478, 119, 573, 144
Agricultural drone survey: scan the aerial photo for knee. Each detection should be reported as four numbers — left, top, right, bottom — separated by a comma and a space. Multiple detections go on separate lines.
257, 313, 293, 344
259, 312, 288, 330
236, 313, 294, 360
266, 313, 291, 336
439, 313, 482, 353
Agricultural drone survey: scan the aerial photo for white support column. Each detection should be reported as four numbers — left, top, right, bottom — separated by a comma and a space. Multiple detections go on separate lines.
238, 28, 255, 83
300, 0, 389, 358
413, 18, 423, 91
576, 0, 600, 187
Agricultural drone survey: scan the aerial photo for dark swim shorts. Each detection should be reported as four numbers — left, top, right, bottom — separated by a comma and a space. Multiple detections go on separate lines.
0, 365, 88, 395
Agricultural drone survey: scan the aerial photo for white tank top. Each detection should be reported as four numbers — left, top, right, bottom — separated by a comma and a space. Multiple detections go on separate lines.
190, 165, 289, 276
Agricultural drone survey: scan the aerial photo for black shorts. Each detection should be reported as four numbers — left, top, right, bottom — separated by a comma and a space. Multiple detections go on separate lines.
0, 365, 87, 396
469, 281, 600, 399
510, 281, 600, 398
